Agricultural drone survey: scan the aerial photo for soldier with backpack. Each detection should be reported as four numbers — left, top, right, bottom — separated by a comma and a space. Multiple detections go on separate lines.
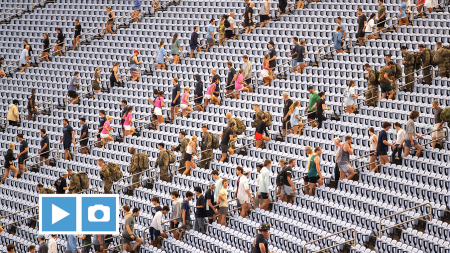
219, 123, 236, 162
67, 169, 81, 194
37, 183, 55, 194
171, 131, 189, 174
401, 46, 415, 92
129, 147, 149, 190
385, 54, 402, 97
434, 42, 450, 77
157, 143, 171, 182
418, 44, 433, 85
200, 125, 215, 169
98, 159, 122, 194
364, 63, 379, 107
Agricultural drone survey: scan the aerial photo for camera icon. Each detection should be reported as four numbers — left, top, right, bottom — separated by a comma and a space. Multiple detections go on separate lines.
88, 205, 110, 222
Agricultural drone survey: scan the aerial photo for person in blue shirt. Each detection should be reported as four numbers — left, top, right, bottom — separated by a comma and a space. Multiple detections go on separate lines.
66, 234, 77, 253
332, 26, 344, 53
93, 234, 105, 253
396, 0, 409, 32
156, 41, 170, 70
132, 0, 141, 23
39, 129, 50, 166
20, 45, 30, 73
336, 16, 347, 38
205, 18, 216, 52
68, 72, 80, 104
97, 110, 106, 149
297, 40, 308, 74
60, 118, 75, 161
177, 191, 194, 240
79, 117, 89, 155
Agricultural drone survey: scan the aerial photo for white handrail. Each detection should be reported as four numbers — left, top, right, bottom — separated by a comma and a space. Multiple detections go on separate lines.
0, 5, 22, 23
31, 0, 47, 10
114, 9, 142, 30
19, 99, 53, 120
78, 25, 103, 44
302, 228, 356, 253
317, 35, 351, 64
38, 42, 66, 64
378, 202, 432, 237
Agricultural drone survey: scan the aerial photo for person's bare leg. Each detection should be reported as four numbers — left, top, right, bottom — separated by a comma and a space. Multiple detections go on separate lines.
346, 168, 355, 180
256, 140, 261, 149
219, 153, 227, 162
415, 144, 422, 157
293, 126, 298, 135
308, 183, 315, 196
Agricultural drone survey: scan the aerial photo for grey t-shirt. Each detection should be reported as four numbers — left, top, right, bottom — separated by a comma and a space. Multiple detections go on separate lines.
435, 107, 443, 124
260, 0, 270, 15
405, 119, 416, 140
171, 199, 182, 222
122, 214, 135, 238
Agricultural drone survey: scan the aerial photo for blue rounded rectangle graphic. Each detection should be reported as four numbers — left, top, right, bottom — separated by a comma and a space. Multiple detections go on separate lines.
81, 196, 117, 232
41, 197, 77, 232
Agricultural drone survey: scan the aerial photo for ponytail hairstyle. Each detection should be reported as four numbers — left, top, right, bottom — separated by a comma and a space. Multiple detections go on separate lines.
125, 106, 133, 116
95, 67, 101, 74
189, 135, 197, 144
238, 68, 244, 75
159, 41, 164, 48
172, 33, 178, 44
348, 80, 355, 93
289, 100, 300, 114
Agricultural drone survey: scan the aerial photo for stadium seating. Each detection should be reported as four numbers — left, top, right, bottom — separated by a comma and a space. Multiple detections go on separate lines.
1, 0, 450, 252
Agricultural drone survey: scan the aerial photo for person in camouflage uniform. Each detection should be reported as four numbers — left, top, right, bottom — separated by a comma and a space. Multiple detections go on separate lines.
252, 104, 265, 128
435, 42, 450, 78
401, 46, 415, 92
98, 159, 113, 194
385, 54, 402, 97
418, 44, 432, 85
200, 125, 213, 169
364, 63, 379, 107
171, 131, 189, 174
226, 112, 237, 149
36, 183, 55, 194
157, 143, 170, 182
67, 169, 81, 194
129, 147, 141, 189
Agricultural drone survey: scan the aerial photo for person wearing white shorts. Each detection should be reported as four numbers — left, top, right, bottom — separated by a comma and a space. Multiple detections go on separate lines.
204, 77, 220, 111
236, 167, 253, 218
152, 0, 161, 12
432, 100, 444, 149
180, 87, 193, 117
148, 91, 166, 128
100, 116, 114, 147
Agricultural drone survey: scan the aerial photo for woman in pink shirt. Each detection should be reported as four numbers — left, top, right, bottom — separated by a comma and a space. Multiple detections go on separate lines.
234, 68, 252, 99
148, 90, 166, 128
261, 54, 274, 86
123, 106, 135, 137
100, 116, 114, 147
180, 87, 193, 117
204, 76, 220, 111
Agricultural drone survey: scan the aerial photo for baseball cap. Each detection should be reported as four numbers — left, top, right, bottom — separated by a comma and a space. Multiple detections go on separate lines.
38, 234, 45, 239
208, 181, 215, 186
304, 146, 312, 151
307, 85, 313, 90
279, 158, 286, 164
243, 167, 252, 174
63, 170, 69, 175
257, 223, 271, 231
134, 50, 139, 54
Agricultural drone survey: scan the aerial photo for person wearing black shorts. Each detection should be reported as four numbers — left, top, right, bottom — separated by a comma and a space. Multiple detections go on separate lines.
356, 8, 367, 46
205, 181, 218, 224
120, 100, 128, 137
97, 110, 106, 148
170, 78, 180, 123
303, 146, 313, 193
73, 19, 81, 51
79, 117, 89, 154
68, 72, 80, 104
282, 92, 293, 140
27, 88, 40, 121
60, 118, 75, 161
219, 123, 236, 162
39, 129, 50, 166
225, 62, 237, 99
376, 0, 387, 38
305, 85, 319, 124
259, 0, 271, 28
17, 134, 28, 176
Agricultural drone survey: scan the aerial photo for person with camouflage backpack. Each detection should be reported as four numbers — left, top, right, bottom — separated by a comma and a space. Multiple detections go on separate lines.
129, 147, 149, 190
401, 46, 415, 92
434, 42, 450, 77
37, 183, 55, 194
385, 54, 402, 98
157, 143, 171, 182
200, 125, 213, 169
418, 44, 433, 85
98, 159, 113, 194
171, 131, 189, 174
67, 169, 81, 194
364, 63, 379, 107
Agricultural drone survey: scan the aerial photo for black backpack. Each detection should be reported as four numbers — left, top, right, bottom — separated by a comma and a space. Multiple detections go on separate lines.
224, 19, 230, 28
276, 166, 288, 187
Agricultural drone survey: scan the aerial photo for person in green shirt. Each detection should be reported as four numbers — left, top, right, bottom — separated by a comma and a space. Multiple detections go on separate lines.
376, 0, 387, 38
77, 234, 92, 253
305, 85, 320, 123
171, 33, 184, 65
308, 146, 324, 196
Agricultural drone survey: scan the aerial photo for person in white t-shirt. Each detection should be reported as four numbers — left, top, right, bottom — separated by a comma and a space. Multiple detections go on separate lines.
391, 122, 406, 163
225, 12, 236, 40
254, 164, 263, 208
149, 206, 170, 247
235, 166, 254, 218
48, 234, 57, 253
364, 13, 377, 41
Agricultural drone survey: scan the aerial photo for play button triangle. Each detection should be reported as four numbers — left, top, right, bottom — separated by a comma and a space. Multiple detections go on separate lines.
52, 204, 70, 225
